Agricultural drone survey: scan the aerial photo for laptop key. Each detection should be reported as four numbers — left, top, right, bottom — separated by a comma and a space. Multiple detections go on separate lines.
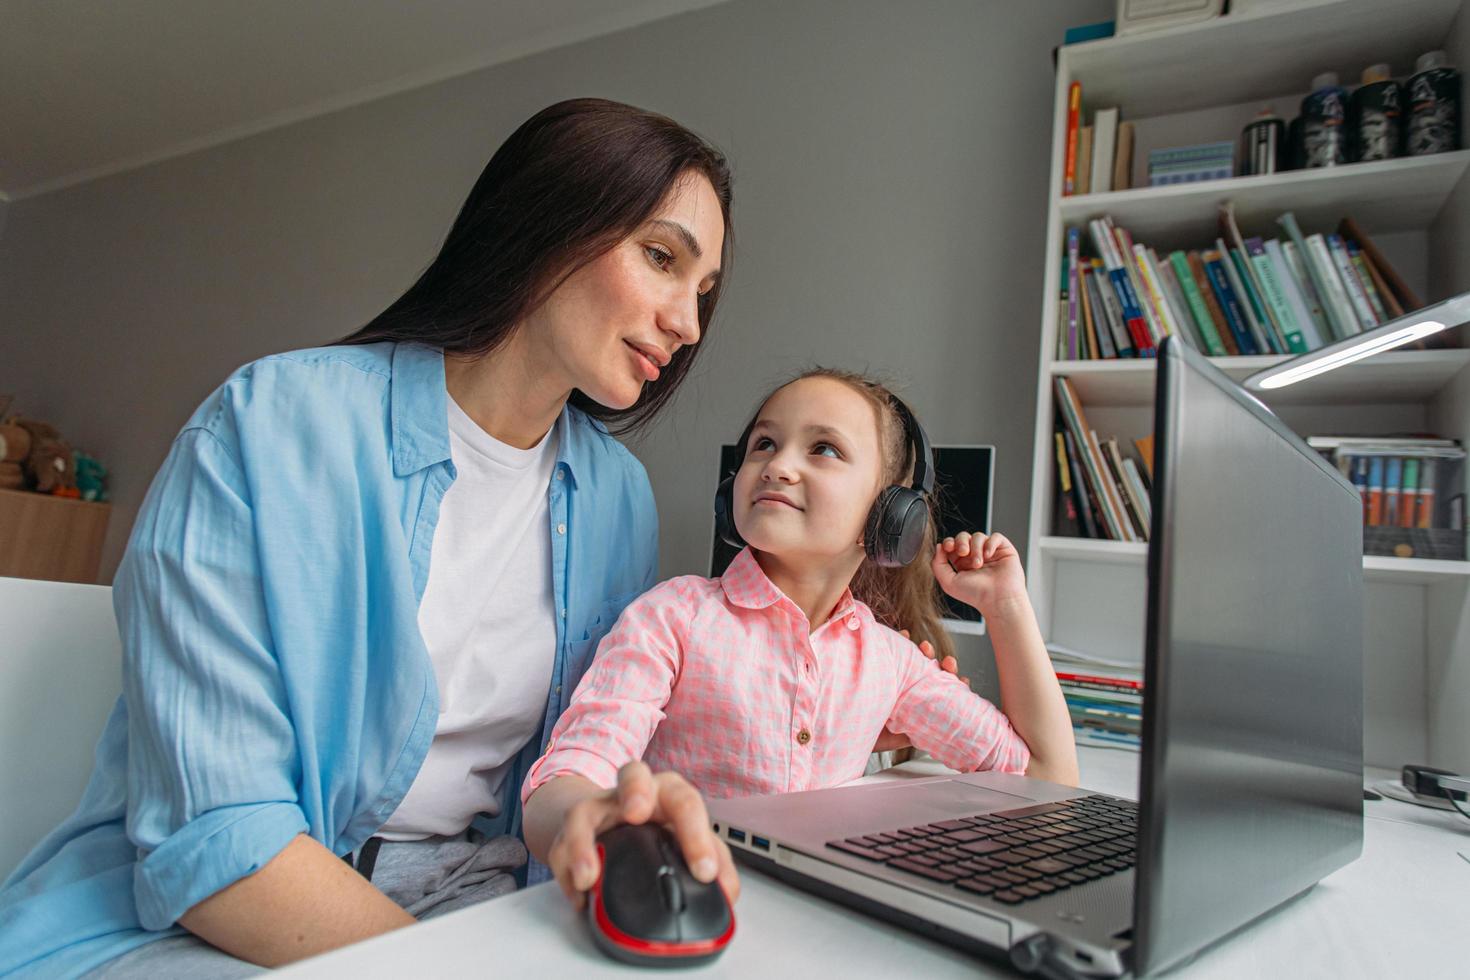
958, 840, 1007, 857
931, 819, 973, 832
828, 841, 889, 861
992, 889, 1024, 904
993, 802, 1069, 819
955, 877, 997, 896
1025, 858, 1072, 875
1012, 884, 1042, 898
887, 858, 960, 883
941, 829, 988, 844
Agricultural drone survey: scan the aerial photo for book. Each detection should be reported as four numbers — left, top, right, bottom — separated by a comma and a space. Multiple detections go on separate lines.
1091, 107, 1119, 194
1187, 250, 1238, 354
1400, 458, 1420, 528
1066, 227, 1082, 358
1088, 258, 1134, 358
1339, 216, 1422, 310
1054, 666, 1143, 691
1220, 203, 1288, 352
1122, 457, 1153, 535
1278, 212, 1354, 342
1062, 428, 1101, 538
1152, 250, 1203, 353
1326, 234, 1379, 330
1133, 243, 1183, 347
1063, 81, 1082, 196
1417, 460, 1436, 529
1076, 125, 1094, 196
1245, 238, 1308, 353
1203, 250, 1259, 354
1281, 240, 1334, 342
1054, 430, 1083, 536
1089, 220, 1154, 355
1217, 238, 1275, 357
1133, 435, 1154, 479
1089, 428, 1139, 542
1113, 223, 1165, 346
1113, 121, 1135, 191
1304, 233, 1361, 338
1169, 250, 1227, 356
1262, 239, 1325, 350
1348, 243, 1390, 323
1351, 242, 1405, 319
1367, 456, 1385, 525
1103, 437, 1149, 540
1079, 263, 1101, 359
1384, 457, 1402, 526
1055, 378, 1133, 540
1225, 244, 1282, 353
1084, 265, 1116, 359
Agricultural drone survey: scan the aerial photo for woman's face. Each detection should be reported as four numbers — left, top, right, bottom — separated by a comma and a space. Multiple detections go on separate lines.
732, 377, 889, 565
529, 171, 725, 410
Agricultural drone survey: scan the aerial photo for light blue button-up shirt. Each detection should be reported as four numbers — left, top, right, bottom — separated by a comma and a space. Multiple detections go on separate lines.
0, 342, 658, 977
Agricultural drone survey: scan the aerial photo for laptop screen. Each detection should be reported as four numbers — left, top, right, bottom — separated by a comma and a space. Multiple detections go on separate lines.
1133, 337, 1364, 975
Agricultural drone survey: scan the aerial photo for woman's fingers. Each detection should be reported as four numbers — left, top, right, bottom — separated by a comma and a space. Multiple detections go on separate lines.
650, 772, 721, 883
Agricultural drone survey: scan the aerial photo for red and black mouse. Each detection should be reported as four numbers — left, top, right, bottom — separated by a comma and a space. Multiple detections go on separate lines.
587, 823, 735, 967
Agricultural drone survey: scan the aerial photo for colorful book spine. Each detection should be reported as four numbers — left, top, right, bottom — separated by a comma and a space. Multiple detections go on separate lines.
1417, 460, 1436, 529
1066, 227, 1082, 359
1326, 234, 1379, 329
1168, 250, 1227, 355
1262, 238, 1324, 350
1281, 241, 1334, 342
1089, 220, 1154, 356
1062, 428, 1100, 538
1133, 243, 1182, 344
1351, 456, 1370, 525
1054, 377, 1132, 540
1089, 258, 1135, 358
1079, 264, 1102, 359
1215, 237, 1273, 354
1113, 225, 1165, 346
1186, 250, 1238, 355
1366, 456, 1385, 525
1399, 458, 1420, 528
1305, 233, 1361, 338
1063, 81, 1081, 196
1203, 252, 1259, 355
1278, 212, 1352, 342
1348, 242, 1390, 323
1246, 238, 1308, 353
1084, 266, 1116, 359
1152, 252, 1202, 352
1384, 457, 1402, 526
1228, 246, 1284, 353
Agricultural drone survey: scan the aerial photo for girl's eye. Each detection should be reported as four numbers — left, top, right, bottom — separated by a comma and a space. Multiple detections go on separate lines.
750, 436, 775, 453
813, 442, 842, 459
645, 245, 674, 270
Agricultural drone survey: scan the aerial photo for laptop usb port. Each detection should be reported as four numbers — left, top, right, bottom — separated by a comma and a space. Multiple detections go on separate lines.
751, 836, 771, 851
727, 828, 746, 844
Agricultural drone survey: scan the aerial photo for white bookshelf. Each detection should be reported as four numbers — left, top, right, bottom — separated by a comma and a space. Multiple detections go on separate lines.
1025, 0, 1470, 773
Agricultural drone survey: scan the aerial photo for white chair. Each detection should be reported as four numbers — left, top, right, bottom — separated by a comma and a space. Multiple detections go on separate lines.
0, 575, 121, 880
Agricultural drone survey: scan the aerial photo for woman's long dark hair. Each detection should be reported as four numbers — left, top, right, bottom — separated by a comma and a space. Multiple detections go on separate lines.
339, 98, 733, 436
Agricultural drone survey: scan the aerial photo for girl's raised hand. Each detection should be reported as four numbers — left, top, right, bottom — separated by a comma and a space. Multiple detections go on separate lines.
931, 531, 1026, 616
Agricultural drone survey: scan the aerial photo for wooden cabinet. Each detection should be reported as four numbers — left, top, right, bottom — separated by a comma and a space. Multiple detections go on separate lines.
0, 489, 110, 584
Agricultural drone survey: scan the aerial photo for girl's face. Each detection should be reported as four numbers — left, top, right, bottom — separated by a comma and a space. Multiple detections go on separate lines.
527, 171, 725, 410
732, 377, 890, 565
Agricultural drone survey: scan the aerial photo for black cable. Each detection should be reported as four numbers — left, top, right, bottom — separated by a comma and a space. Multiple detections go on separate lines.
1444, 789, 1470, 824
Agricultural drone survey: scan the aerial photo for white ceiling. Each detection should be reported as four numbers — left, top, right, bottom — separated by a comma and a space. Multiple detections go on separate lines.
0, 0, 728, 200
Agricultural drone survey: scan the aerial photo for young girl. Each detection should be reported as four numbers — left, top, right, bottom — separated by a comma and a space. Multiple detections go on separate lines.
522, 369, 1077, 905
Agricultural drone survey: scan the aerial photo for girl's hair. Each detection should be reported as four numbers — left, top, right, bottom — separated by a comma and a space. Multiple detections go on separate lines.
755, 368, 955, 664
339, 97, 733, 437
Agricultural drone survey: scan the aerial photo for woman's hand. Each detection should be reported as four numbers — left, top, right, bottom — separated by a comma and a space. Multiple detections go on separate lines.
545, 761, 740, 909
872, 630, 969, 753
932, 531, 1027, 617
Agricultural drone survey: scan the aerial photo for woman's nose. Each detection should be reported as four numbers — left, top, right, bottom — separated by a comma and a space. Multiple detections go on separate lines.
659, 289, 701, 349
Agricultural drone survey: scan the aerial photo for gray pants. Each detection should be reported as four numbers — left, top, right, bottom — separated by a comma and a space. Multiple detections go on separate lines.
86, 831, 527, 978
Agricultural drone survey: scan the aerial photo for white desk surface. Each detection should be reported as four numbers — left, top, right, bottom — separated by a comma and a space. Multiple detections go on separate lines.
278, 748, 1468, 978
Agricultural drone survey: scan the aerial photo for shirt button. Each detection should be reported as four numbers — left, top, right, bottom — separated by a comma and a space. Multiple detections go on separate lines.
796, 728, 812, 746
555, 470, 564, 481
557, 523, 567, 535
846, 617, 860, 631
560, 608, 567, 619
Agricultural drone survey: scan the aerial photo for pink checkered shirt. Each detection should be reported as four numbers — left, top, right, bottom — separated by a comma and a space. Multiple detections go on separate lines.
523, 547, 1029, 803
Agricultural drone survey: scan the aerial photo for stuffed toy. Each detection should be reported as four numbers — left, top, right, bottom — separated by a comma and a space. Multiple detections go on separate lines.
74, 452, 109, 502
12, 419, 77, 495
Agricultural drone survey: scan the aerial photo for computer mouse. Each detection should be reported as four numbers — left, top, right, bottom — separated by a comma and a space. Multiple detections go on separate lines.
587, 822, 735, 966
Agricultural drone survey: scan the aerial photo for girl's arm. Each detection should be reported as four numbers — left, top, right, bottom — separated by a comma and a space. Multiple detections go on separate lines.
520, 584, 741, 905
932, 532, 1079, 785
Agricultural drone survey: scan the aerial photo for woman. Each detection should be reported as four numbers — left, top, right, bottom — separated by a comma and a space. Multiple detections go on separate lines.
0, 98, 733, 977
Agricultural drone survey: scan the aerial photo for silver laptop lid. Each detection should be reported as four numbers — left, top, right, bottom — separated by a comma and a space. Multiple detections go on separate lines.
1133, 338, 1364, 975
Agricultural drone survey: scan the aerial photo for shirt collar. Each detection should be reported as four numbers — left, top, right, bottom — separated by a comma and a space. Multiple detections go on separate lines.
720, 547, 861, 626
389, 341, 590, 485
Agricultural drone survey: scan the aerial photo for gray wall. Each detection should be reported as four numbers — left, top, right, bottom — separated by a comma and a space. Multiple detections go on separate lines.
0, 0, 1109, 679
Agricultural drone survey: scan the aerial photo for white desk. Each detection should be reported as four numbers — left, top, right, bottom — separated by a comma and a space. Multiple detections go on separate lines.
278, 749, 1468, 978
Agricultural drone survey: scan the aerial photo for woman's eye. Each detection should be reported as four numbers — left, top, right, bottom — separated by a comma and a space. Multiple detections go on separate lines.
645, 245, 674, 270
813, 442, 842, 459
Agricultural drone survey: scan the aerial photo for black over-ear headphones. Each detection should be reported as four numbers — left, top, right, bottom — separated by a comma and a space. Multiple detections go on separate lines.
713, 393, 935, 567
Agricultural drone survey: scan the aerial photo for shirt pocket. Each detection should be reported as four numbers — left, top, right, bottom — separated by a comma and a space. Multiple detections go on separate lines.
567, 588, 643, 679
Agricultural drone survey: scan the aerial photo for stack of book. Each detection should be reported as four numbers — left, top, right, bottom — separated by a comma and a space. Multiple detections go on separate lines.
1057, 205, 1423, 362
1309, 436, 1467, 560
1147, 141, 1235, 185
1053, 659, 1143, 751
1062, 84, 1135, 195
1053, 377, 1153, 541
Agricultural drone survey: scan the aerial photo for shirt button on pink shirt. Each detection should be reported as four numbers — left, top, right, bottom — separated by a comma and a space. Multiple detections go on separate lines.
522, 547, 1030, 803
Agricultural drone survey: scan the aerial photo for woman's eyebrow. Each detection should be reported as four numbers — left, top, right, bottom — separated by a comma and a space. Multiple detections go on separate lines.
649, 218, 719, 278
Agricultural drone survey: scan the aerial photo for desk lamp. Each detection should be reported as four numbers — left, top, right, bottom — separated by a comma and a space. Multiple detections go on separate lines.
1244, 289, 1470, 391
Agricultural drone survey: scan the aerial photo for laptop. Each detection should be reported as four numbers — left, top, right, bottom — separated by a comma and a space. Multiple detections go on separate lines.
707, 337, 1364, 977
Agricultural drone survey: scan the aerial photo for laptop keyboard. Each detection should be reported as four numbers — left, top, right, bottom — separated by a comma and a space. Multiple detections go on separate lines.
825, 795, 1137, 905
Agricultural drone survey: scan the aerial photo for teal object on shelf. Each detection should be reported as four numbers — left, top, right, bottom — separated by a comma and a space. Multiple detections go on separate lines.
1064, 20, 1115, 45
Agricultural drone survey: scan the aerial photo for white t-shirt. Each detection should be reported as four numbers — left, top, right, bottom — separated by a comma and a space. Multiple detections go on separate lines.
377, 397, 560, 841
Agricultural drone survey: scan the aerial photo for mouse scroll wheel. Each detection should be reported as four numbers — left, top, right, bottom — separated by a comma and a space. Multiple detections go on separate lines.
658, 869, 686, 913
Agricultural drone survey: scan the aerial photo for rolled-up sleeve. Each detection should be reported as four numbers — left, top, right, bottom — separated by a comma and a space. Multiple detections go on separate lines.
885, 638, 1031, 776
115, 423, 307, 931
522, 588, 682, 801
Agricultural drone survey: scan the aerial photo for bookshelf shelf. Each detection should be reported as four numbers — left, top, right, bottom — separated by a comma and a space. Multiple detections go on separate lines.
1049, 349, 1470, 406
1058, 151, 1470, 246
1028, 0, 1470, 773
1063, 0, 1462, 118
1039, 536, 1470, 584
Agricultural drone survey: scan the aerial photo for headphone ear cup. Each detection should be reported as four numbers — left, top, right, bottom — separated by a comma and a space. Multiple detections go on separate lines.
864, 486, 929, 567
714, 475, 745, 549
